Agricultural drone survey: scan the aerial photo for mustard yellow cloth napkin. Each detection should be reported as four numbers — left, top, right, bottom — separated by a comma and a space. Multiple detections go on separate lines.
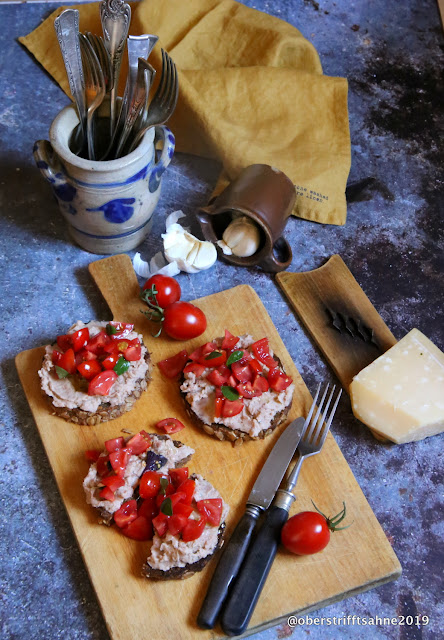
20, 0, 351, 225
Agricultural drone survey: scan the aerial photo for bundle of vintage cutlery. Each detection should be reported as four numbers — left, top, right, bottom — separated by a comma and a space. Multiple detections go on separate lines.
54, 1, 178, 160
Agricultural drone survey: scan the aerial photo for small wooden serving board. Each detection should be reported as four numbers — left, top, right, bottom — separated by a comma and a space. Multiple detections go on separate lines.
276, 255, 398, 390
16, 254, 400, 640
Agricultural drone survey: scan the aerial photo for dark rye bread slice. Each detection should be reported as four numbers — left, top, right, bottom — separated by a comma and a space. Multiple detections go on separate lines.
44, 350, 152, 426
95, 434, 193, 526
142, 474, 227, 580
179, 353, 292, 445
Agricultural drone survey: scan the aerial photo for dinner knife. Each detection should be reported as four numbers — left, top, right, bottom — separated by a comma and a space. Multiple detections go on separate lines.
197, 406, 317, 630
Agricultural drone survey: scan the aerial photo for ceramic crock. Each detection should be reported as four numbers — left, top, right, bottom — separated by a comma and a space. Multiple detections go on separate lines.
33, 104, 175, 254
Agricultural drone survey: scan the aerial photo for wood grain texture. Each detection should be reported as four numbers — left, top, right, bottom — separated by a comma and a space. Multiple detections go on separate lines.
276, 255, 397, 390
16, 254, 401, 640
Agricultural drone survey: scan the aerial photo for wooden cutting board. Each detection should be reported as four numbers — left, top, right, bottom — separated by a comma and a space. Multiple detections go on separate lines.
16, 254, 401, 640
276, 255, 398, 442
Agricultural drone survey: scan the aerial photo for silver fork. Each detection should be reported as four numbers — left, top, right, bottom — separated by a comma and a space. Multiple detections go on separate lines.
220, 384, 342, 637
127, 48, 178, 153
79, 34, 106, 160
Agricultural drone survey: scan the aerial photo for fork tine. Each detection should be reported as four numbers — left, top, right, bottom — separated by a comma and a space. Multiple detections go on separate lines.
305, 384, 330, 442
319, 387, 342, 447
311, 385, 336, 444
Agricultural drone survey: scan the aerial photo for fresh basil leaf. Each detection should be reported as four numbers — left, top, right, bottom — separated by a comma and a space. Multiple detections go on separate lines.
226, 350, 244, 367
159, 477, 169, 496
113, 355, 130, 376
221, 385, 240, 401
106, 323, 117, 335
160, 497, 173, 516
205, 351, 223, 360
55, 366, 69, 379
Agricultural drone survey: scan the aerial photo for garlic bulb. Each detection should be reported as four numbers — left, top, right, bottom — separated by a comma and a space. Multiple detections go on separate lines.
217, 216, 261, 257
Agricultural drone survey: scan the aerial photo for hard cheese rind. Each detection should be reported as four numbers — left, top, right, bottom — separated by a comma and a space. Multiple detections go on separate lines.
350, 329, 444, 443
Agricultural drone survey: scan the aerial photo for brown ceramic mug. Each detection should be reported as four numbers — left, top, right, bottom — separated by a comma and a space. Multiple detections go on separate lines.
197, 164, 295, 272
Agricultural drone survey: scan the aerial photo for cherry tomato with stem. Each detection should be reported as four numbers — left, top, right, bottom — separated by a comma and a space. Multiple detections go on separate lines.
281, 501, 351, 555
142, 275, 181, 309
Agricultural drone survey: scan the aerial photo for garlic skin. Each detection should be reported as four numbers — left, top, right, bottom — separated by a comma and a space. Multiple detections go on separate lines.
218, 216, 261, 257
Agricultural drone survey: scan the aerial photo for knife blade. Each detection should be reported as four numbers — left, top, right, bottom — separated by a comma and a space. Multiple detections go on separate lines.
196, 415, 308, 630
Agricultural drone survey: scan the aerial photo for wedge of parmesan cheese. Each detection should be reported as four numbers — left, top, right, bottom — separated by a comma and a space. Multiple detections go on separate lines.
350, 329, 444, 444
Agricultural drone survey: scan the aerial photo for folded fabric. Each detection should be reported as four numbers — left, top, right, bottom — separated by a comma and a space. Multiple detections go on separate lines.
19, 0, 351, 225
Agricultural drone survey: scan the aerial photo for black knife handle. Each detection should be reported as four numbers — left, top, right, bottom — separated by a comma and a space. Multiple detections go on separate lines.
197, 510, 260, 629
220, 505, 289, 637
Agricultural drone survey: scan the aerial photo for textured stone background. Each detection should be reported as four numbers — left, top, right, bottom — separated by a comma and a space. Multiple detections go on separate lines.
0, 1, 443, 639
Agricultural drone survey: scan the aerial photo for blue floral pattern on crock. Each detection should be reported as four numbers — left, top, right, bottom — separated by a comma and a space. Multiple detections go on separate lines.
87, 198, 136, 223
54, 183, 77, 202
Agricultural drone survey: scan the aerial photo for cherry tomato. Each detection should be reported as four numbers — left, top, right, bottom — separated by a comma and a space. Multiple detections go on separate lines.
182, 515, 207, 542
156, 418, 185, 434
168, 467, 189, 487
142, 275, 181, 309
88, 370, 117, 396
104, 437, 125, 453
77, 360, 102, 380
183, 362, 206, 376
268, 368, 293, 392
221, 329, 239, 350
139, 471, 162, 498
281, 512, 331, 555
167, 514, 188, 536
126, 431, 151, 455
221, 398, 244, 418
196, 498, 223, 526
114, 500, 138, 529
121, 515, 153, 541
157, 350, 189, 378
163, 302, 207, 340
71, 328, 90, 352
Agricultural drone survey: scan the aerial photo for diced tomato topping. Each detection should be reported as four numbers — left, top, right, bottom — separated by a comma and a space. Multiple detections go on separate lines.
123, 343, 142, 362
182, 515, 207, 542
249, 358, 263, 374
252, 374, 269, 394
96, 454, 111, 477
76, 348, 98, 362
101, 353, 120, 370
152, 512, 169, 537
139, 471, 162, 498
251, 338, 278, 369
214, 396, 224, 418
107, 322, 134, 339
58, 348, 77, 375
231, 360, 254, 383
85, 331, 111, 355
104, 437, 125, 453
199, 350, 227, 367
236, 381, 259, 399
138, 497, 158, 520
157, 491, 187, 510
196, 498, 223, 526
221, 329, 240, 351
157, 350, 189, 378
227, 374, 237, 387
88, 370, 117, 396
168, 467, 189, 488
77, 359, 102, 380
167, 514, 188, 536
102, 341, 119, 355
174, 502, 194, 518
109, 448, 130, 477
71, 328, 90, 352
267, 368, 293, 391
201, 342, 219, 356
207, 366, 230, 387
156, 418, 185, 434
51, 349, 63, 365
183, 362, 206, 376
126, 431, 151, 455
221, 399, 244, 417
99, 486, 115, 502
121, 515, 153, 541
56, 334, 72, 351
85, 449, 101, 463
176, 479, 195, 505
113, 499, 138, 528
101, 475, 125, 492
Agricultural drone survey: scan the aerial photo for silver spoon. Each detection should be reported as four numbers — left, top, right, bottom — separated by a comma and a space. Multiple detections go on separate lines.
100, 0, 131, 138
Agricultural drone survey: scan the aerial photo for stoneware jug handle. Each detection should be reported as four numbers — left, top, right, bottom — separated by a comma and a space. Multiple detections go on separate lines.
259, 236, 293, 273
148, 126, 175, 193
33, 139, 66, 186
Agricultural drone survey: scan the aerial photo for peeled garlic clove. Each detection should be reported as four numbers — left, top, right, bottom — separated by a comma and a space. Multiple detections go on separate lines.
193, 241, 218, 270
221, 216, 261, 257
